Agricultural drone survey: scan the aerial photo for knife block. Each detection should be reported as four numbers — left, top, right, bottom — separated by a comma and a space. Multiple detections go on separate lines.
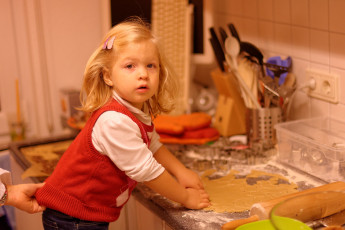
211, 68, 246, 136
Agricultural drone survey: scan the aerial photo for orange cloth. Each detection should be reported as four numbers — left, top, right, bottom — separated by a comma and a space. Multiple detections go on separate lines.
159, 127, 220, 145
153, 113, 219, 145
154, 112, 212, 135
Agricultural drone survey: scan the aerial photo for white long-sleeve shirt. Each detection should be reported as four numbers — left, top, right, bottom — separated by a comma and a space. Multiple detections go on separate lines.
91, 91, 164, 182
0, 168, 11, 203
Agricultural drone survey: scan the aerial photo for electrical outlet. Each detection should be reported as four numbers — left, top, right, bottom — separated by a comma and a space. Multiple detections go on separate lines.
306, 69, 339, 103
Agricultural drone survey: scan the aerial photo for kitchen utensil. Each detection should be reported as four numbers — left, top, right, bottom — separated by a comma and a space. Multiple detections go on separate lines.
266, 56, 292, 85
240, 41, 264, 66
246, 107, 282, 149
209, 27, 226, 71
260, 72, 296, 110
209, 38, 225, 72
237, 58, 259, 109
227, 23, 264, 68
224, 36, 261, 109
224, 24, 269, 108
307, 209, 345, 229
221, 181, 345, 230
225, 35, 240, 70
270, 191, 345, 230
228, 23, 240, 43
219, 27, 228, 45
322, 226, 344, 230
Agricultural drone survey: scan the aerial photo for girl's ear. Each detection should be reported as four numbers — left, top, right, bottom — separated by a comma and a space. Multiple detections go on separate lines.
102, 68, 113, 86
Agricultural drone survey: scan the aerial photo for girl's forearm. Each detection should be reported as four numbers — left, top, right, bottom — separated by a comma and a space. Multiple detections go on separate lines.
144, 170, 188, 205
153, 145, 186, 177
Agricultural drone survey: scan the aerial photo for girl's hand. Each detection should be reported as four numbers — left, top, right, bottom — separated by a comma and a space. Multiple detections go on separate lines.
182, 188, 210, 210
177, 168, 204, 189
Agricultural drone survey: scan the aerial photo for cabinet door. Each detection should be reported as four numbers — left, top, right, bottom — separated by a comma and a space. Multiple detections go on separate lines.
126, 196, 165, 230
136, 201, 163, 230
109, 207, 127, 230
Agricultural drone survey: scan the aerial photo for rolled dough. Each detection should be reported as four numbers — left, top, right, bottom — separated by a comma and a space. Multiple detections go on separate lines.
202, 169, 298, 213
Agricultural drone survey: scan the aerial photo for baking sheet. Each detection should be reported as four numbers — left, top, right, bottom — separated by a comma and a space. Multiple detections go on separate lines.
9, 134, 75, 182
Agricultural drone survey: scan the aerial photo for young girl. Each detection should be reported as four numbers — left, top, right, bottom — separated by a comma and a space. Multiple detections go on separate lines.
36, 18, 210, 229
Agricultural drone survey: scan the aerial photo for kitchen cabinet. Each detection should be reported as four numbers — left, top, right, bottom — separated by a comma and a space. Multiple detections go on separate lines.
126, 196, 174, 230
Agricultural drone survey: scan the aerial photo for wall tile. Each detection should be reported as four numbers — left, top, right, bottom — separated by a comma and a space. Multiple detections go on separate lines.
258, 21, 275, 52
330, 33, 345, 68
331, 103, 345, 120
309, 62, 330, 73
292, 58, 310, 83
213, 1, 226, 13
288, 91, 310, 120
258, 0, 273, 21
329, 0, 345, 33
291, 26, 310, 60
310, 98, 330, 117
243, 0, 259, 19
310, 30, 329, 65
273, 0, 291, 24
228, 0, 244, 16
309, 0, 329, 30
274, 23, 292, 55
291, 0, 309, 27
215, 12, 233, 29
241, 18, 260, 43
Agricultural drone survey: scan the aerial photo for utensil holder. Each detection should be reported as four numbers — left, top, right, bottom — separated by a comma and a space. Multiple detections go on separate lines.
246, 107, 282, 149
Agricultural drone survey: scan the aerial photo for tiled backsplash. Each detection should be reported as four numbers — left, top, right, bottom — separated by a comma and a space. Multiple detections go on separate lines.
211, 0, 345, 121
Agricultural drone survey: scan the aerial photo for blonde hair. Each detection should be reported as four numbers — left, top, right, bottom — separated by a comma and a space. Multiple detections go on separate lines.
80, 17, 177, 117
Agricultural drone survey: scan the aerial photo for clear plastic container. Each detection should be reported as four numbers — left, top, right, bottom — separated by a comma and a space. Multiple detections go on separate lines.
275, 117, 345, 182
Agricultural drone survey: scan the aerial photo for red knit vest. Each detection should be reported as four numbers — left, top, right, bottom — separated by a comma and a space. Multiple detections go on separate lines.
36, 99, 153, 222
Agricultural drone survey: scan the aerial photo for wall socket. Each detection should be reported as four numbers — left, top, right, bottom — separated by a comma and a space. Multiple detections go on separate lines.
306, 69, 339, 103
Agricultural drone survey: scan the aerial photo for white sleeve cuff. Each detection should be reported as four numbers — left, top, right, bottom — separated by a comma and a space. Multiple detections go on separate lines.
0, 169, 11, 185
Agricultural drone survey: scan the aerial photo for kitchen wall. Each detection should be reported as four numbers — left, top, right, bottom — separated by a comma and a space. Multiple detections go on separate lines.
2, 0, 345, 140
210, 0, 345, 121
1, 0, 110, 139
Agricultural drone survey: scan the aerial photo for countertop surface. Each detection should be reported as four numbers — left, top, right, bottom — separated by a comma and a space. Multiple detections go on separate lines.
130, 148, 326, 229
8, 136, 326, 230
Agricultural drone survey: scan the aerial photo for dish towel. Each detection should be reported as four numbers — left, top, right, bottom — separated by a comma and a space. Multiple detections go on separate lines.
153, 113, 220, 145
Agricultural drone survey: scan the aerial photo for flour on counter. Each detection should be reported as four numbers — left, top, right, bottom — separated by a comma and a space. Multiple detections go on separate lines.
181, 210, 233, 228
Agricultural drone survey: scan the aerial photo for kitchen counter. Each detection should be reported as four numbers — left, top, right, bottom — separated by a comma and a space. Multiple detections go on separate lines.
131, 182, 247, 230
130, 144, 326, 230
8, 135, 326, 230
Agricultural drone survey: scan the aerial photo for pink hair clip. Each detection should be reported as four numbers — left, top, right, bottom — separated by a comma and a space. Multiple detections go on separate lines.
102, 36, 115, 50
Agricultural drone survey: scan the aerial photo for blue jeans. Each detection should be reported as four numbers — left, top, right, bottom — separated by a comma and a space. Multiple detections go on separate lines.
42, 208, 109, 230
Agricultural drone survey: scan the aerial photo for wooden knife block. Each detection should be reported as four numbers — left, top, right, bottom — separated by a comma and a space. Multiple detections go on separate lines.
211, 68, 246, 136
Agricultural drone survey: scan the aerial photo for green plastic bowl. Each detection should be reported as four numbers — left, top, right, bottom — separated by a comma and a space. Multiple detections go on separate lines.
235, 218, 312, 230
235, 220, 275, 230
